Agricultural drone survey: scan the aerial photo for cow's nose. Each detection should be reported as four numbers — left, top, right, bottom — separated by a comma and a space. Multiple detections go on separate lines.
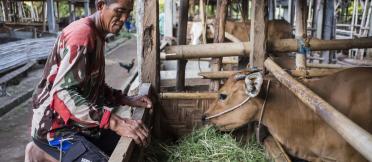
201, 114, 207, 122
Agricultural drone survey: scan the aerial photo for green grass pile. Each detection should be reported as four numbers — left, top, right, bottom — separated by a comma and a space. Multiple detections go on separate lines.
144, 126, 270, 162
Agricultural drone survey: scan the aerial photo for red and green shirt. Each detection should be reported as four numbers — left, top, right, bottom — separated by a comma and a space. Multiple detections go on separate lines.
31, 17, 123, 141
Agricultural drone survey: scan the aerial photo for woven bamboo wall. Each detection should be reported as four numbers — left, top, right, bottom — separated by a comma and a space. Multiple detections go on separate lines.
160, 96, 214, 137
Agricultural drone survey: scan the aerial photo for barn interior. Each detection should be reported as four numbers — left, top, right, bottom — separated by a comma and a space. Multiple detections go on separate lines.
1, 0, 372, 161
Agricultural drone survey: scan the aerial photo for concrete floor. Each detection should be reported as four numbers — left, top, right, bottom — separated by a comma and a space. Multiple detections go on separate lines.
0, 38, 137, 162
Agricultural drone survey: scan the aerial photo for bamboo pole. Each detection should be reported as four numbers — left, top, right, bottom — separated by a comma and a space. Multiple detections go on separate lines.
176, 0, 189, 91
294, 0, 307, 69
198, 68, 343, 79
161, 38, 372, 60
159, 92, 218, 100
264, 58, 372, 161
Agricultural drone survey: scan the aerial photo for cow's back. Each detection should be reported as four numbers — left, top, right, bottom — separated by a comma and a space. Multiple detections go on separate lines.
265, 68, 372, 161
225, 20, 293, 42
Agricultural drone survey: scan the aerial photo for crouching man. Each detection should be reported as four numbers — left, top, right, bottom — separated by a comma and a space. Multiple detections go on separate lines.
25, 0, 152, 161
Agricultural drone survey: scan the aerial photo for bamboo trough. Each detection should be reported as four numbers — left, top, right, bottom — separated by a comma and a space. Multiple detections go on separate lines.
161, 37, 372, 60
264, 58, 372, 161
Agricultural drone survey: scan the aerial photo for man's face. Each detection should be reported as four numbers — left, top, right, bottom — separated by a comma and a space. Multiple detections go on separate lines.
98, 0, 133, 34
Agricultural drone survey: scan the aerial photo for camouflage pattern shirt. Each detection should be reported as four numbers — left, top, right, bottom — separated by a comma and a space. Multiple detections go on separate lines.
31, 17, 123, 142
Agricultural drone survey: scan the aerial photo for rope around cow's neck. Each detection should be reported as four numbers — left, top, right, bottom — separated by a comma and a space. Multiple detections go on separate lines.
205, 96, 252, 120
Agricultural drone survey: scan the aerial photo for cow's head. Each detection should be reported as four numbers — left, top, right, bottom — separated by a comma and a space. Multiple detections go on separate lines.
203, 71, 264, 131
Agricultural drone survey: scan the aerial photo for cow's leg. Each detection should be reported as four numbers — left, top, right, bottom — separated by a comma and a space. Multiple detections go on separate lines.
25, 142, 58, 162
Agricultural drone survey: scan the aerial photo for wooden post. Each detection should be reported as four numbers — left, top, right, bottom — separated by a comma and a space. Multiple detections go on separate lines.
315, 0, 324, 38
288, 0, 294, 25
164, 0, 173, 38
200, 0, 206, 44
42, 0, 46, 32
210, 0, 228, 91
249, 0, 268, 70
264, 58, 372, 161
321, 0, 334, 63
175, 0, 189, 91
241, 0, 248, 22
268, 0, 275, 20
238, 0, 249, 69
137, 0, 160, 92
368, 3, 372, 59
295, 0, 307, 70
68, 0, 76, 23
47, 0, 57, 33
0, 1, 5, 21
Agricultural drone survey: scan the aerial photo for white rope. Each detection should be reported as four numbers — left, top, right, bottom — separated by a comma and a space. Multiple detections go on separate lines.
205, 96, 251, 120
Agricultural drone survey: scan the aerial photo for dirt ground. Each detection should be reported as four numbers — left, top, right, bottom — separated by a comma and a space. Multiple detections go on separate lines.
0, 38, 137, 162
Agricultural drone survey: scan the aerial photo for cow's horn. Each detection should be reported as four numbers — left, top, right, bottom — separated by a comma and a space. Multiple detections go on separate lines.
244, 72, 263, 97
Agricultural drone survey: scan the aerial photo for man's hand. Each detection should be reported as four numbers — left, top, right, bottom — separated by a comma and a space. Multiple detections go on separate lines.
121, 95, 153, 108
109, 114, 150, 146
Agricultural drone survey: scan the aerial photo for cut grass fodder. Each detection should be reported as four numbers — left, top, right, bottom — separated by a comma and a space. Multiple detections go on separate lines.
144, 126, 270, 162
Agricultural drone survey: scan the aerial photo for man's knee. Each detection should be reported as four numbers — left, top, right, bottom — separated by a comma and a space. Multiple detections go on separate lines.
25, 142, 58, 162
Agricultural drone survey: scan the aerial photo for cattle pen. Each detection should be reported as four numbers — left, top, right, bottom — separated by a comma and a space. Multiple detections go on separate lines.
104, 0, 372, 161
1, 0, 372, 161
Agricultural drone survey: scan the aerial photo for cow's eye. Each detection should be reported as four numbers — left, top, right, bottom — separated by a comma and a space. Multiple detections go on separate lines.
219, 93, 228, 100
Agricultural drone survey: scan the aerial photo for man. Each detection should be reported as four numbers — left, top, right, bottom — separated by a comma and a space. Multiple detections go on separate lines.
25, 0, 152, 161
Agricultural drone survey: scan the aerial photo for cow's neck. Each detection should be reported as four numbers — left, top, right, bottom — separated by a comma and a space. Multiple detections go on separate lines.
255, 81, 308, 142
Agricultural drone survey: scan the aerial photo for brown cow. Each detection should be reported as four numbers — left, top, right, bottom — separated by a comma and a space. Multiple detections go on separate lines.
224, 20, 293, 41
203, 68, 372, 162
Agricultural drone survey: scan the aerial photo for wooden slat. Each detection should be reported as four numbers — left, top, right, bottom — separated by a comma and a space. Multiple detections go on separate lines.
109, 83, 152, 162
0, 61, 35, 84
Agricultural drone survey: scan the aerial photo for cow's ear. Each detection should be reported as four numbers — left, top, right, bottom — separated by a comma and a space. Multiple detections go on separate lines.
244, 72, 263, 97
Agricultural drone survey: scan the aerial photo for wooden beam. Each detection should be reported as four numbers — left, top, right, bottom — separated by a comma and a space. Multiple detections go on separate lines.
159, 92, 218, 100
264, 58, 372, 161
249, 0, 268, 70
176, 0, 189, 91
161, 37, 372, 60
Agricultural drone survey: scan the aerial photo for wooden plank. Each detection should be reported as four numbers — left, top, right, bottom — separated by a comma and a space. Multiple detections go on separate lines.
109, 83, 152, 162
175, 0, 189, 91
249, 0, 267, 70
0, 61, 35, 84
264, 58, 372, 161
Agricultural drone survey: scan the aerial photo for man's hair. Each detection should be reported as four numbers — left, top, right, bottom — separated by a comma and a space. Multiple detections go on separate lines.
95, 0, 117, 6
